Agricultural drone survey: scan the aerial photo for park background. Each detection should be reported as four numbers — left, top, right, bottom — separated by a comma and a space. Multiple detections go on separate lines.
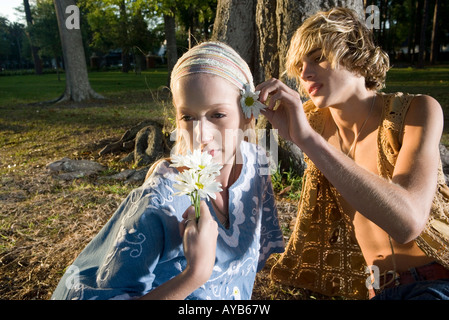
0, 0, 448, 300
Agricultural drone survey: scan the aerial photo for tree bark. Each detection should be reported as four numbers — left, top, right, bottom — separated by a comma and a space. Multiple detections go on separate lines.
255, 0, 278, 84
164, 12, 178, 87
418, 0, 430, 68
119, 0, 131, 73
211, 0, 257, 73
411, 0, 420, 64
53, 0, 103, 103
430, 0, 440, 64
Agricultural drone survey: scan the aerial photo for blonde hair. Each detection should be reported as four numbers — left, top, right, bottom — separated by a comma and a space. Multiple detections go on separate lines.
170, 41, 256, 157
146, 42, 256, 179
286, 7, 390, 96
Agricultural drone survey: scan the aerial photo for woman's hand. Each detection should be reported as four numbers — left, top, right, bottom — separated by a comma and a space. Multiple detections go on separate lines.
257, 78, 312, 146
180, 201, 218, 286
139, 202, 218, 300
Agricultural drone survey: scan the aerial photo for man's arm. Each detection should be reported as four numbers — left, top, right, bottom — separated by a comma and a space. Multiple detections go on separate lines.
258, 78, 443, 243
299, 95, 443, 243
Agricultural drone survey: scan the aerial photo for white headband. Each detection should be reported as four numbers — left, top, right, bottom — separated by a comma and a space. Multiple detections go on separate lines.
171, 42, 265, 119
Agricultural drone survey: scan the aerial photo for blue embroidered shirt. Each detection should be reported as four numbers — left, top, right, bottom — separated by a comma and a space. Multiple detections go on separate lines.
51, 142, 284, 300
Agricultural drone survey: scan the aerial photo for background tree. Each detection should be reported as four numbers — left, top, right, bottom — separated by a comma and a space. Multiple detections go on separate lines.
30, 0, 62, 78
0, 17, 13, 69
430, 0, 441, 64
365, 0, 449, 66
0, 17, 30, 70
23, 0, 43, 75
81, 0, 143, 73
142, 0, 218, 84
53, 0, 103, 102
8, 22, 27, 70
417, 0, 430, 68
177, 0, 217, 48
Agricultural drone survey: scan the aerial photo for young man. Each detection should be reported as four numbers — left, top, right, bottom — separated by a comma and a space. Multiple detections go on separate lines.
257, 7, 449, 299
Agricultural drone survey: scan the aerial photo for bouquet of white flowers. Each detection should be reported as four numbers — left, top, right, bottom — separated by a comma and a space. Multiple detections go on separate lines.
171, 150, 223, 219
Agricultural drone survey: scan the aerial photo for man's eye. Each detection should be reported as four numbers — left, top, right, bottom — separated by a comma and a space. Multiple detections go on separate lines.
315, 55, 325, 63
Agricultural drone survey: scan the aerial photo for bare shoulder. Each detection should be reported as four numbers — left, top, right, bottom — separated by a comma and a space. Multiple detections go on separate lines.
397, 94, 444, 159
405, 95, 443, 130
394, 95, 443, 194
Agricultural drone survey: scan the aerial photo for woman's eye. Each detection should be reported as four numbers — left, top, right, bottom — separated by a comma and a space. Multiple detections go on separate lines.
213, 113, 225, 119
180, 115, 194, 121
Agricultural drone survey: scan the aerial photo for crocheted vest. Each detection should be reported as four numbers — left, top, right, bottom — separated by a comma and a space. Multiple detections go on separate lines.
270, 92, 449, 299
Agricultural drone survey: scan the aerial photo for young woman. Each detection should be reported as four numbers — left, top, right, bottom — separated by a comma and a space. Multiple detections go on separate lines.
259, 7, 449, 300
51, 42, 284, 300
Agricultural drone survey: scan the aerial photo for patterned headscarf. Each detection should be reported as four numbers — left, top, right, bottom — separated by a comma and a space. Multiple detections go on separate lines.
170, 41, 265, 119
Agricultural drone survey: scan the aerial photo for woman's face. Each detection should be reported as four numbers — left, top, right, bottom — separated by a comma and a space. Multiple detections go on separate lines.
172, 74, 248, 165
298, 48, 366, 108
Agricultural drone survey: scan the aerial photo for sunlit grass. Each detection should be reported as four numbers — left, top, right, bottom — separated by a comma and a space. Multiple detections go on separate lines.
0, 69, 168, 106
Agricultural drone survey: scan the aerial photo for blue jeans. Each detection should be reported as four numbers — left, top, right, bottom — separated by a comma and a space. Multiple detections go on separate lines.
371, 279, 449, 300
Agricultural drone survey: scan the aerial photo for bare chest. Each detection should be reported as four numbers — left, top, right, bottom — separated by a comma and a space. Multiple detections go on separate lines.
324, 124, 380, 175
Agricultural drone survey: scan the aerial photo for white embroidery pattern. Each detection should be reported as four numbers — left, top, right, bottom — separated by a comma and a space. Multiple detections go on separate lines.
97, 168, 175, 284
219, 143, 256, 247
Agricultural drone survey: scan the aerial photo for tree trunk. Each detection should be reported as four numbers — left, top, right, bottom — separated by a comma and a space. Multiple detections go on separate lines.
119, 0, 131, 73
53, 0, 103, 103
164, 12, 178, 87
211, 0, 257, 71
212, 0, 364, 175
430, 0, 440, 64
255, 0, 278, 84
23, 0, 43, 75
407, 0, 417, 62
418, 0, 430, 68
411, 0, 420, 63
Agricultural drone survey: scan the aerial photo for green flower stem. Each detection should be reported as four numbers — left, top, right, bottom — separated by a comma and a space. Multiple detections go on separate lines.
190, 192, 201, 221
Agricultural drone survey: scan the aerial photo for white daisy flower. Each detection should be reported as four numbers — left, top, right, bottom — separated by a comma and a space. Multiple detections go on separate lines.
173, 169, 222, 200
171, 149, 222, 176
171, 149, 223, 219
240, 83, 266, 119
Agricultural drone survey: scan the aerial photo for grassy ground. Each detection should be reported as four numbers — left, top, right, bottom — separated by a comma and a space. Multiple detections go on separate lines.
1, 66, 448, 300
0, 70, 169, 106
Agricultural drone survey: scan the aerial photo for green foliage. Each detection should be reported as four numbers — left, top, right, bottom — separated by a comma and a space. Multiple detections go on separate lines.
80, 0, 164, 55
29, 0, 61, 59
0, 17, 28, 69
271, 161, 303, 202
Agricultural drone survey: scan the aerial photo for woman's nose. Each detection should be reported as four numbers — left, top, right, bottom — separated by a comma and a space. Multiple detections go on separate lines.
194, 120, 214, 145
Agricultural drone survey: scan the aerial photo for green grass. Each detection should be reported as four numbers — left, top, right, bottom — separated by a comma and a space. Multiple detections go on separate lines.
0, 69, 169, 106
272, 161, 303, 202
384, 66, 449, 107
0, 69, 172, 179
